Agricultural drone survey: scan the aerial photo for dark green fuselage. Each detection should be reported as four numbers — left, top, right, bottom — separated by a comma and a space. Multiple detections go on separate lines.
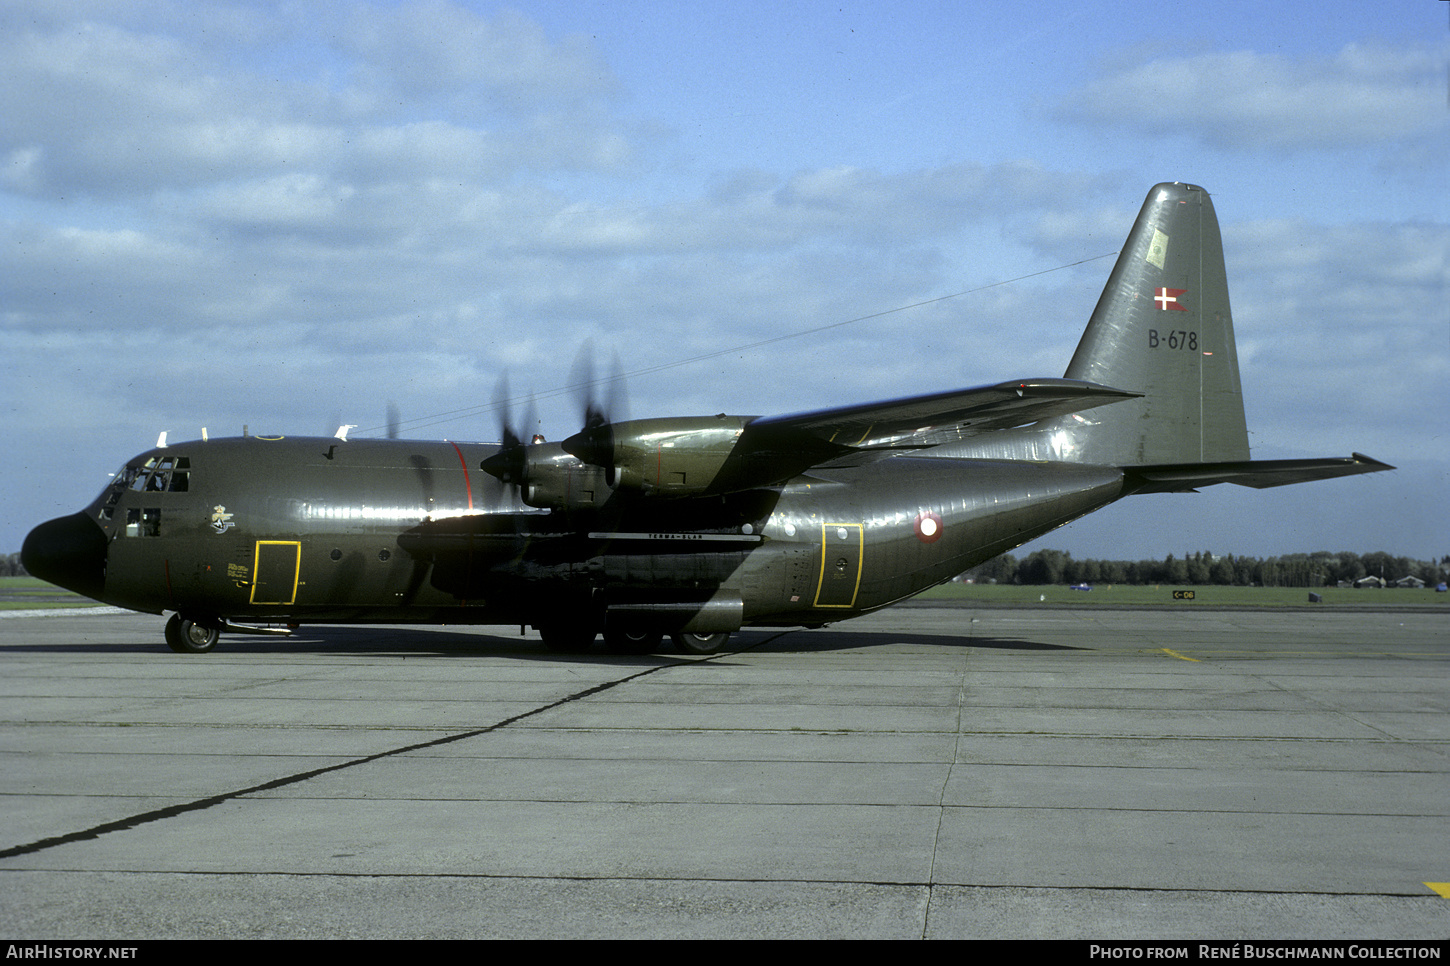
61, 434, 1125, 630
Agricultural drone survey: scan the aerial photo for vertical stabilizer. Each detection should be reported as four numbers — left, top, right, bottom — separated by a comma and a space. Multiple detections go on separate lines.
1062, 183, 1249, 465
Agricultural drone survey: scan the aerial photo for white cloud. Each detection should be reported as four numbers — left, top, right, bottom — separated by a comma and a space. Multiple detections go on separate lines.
191, 172, 355, 228
0, 4, 631, 199
1228, 219, 1450, 329
337, 2, 617, 114
1224, 218, 1449, 461
1058, 42, 1447, 150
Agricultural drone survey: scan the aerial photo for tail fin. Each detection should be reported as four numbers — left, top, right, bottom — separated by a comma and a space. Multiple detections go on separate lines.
1061, 182, 1250, 466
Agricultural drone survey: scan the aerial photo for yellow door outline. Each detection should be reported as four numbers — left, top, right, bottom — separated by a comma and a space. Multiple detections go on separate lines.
814, 523, 863, 608
250, 540, 301, 605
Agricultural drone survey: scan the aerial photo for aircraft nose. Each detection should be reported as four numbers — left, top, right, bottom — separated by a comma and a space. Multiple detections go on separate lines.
21, 512, 108, 601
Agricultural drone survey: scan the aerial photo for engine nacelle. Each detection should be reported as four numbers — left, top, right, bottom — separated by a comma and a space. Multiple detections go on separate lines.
515, 443, 612, 510
516, 414, 771, 509
603, 415, 751, 496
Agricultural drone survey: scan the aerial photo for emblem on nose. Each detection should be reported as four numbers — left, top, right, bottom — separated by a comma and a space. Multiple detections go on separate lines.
210, 506, 235, 534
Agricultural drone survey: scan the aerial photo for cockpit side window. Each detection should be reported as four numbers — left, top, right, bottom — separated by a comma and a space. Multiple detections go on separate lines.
125, 507, 161, 537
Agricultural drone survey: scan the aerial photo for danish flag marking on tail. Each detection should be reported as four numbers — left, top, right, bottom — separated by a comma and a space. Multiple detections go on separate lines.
1154, 287, 1188, 311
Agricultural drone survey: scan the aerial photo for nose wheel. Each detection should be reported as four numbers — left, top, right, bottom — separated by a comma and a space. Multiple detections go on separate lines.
164, 614, 220, 653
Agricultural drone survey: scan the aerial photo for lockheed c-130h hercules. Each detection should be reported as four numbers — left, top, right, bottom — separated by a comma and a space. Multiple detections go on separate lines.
23, 183, 1391, 655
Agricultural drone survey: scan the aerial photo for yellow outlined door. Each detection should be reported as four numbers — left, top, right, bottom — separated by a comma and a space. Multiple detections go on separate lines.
250, 541, 301, 605
814, 523, 863, 608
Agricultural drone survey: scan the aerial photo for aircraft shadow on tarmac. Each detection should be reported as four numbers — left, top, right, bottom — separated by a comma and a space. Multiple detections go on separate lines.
9, 623, 1085, 658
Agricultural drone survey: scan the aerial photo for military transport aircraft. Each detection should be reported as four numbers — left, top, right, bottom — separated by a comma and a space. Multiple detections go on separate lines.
22, 183, 1390, 655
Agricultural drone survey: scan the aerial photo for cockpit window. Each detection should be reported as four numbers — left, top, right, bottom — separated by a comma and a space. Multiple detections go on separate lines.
123, 456, 190, 493
100, 456, 191, 525
127, 458, 155, 491
99, 455, 194, 522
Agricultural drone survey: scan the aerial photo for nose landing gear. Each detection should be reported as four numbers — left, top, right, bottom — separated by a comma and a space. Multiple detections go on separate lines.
164, 614, 221, 654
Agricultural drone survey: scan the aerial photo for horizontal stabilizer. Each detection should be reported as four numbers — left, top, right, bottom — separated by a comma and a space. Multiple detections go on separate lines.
1126, 453, 1394, 493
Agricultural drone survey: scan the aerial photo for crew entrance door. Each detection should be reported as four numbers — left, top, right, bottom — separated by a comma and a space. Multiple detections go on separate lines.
250, 540, 301, 605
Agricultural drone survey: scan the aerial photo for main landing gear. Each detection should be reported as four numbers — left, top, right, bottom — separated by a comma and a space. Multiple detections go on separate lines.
602, 626, 664, 655
670, 631, 731, 655
538, 622, 731, 655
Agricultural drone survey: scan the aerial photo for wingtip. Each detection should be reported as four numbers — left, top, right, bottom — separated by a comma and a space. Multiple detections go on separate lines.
1350, 452, 1395, 471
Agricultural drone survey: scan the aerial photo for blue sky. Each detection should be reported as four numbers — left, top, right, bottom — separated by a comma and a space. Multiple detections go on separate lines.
3, 0, 1445, 561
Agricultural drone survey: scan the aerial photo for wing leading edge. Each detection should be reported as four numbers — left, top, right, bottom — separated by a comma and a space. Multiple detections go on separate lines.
696, 378, 1140, 492
744, 377, 1140, 450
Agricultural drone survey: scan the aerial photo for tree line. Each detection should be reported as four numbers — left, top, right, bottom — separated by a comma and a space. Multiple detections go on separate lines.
962, 550, 1450, 588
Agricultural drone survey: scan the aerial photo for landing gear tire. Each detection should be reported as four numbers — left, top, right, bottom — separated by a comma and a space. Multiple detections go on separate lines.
603, 627, 663, 655
670, 631, 730, 655
538, 622, 598, 654
165, 614, 220, 654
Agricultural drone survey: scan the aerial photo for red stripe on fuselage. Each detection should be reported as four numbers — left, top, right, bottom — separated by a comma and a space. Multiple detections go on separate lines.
449, 442, 474, 509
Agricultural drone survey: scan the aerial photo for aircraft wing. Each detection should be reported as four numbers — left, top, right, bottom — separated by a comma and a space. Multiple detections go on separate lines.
703, 378, 1140, 490
1125, 453, 1394, 493
745, 378, 1139, 450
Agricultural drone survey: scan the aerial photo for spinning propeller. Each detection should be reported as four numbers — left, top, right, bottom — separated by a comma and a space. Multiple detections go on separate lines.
561, 343, 628, 485
479, 373, 537, 487
480, 342, 627, 493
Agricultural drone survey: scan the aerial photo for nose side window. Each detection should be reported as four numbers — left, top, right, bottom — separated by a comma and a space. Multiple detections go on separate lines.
124, 507, 161, 537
